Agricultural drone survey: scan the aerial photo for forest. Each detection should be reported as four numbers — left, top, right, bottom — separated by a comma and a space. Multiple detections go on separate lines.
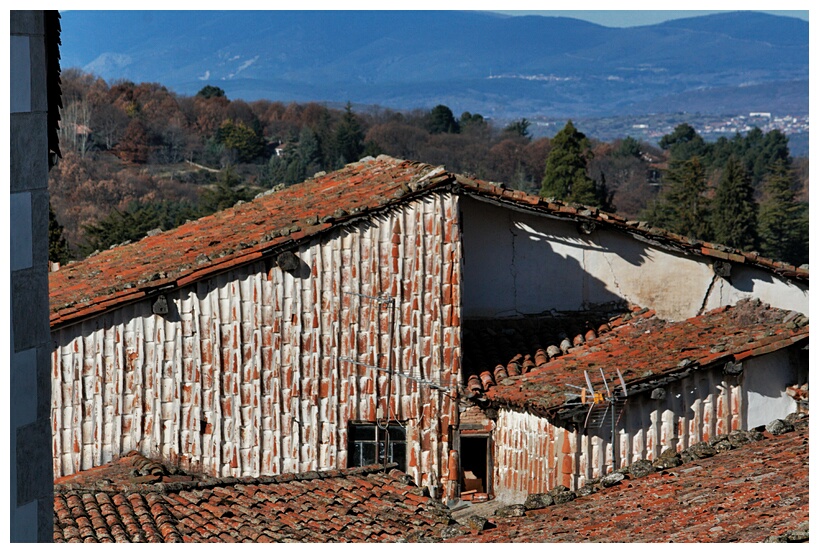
48, 69, 809, 267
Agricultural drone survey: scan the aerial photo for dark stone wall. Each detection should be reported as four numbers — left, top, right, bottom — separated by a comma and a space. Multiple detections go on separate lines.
10, 9, 55, 543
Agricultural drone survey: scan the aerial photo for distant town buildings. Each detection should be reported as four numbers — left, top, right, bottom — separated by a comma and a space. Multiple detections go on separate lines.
699, 113, 808, 138
530, 112, 808, 150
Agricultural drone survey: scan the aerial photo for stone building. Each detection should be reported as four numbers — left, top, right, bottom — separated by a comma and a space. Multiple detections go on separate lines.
10, 9, 61, 542
459, 299, 808, 502
49, 155, 808, 502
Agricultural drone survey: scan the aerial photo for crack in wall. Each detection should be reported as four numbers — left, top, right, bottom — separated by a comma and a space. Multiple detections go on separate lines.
509, 218, 519, 315
599, 236, 626, 302
697, 272, 719, 316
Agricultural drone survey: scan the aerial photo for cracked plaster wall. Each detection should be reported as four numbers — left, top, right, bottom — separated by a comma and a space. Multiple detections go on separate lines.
460, 197, 808, 321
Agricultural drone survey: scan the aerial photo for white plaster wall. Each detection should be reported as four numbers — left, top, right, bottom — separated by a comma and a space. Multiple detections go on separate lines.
743, 349, 801, 428
702, 266, 810, 317
461, 197, 808, 320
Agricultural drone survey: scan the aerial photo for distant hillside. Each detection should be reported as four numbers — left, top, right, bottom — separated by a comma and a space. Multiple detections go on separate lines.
59, 10, 808, 119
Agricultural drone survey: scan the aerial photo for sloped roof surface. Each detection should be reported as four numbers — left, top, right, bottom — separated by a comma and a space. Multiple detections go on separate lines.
49, 156, 447, 326
474, 299, 808, 417
53, 451, 452, 543
462, 306, 630, 379
446, 417, 809, 542
50, 155, 807, 327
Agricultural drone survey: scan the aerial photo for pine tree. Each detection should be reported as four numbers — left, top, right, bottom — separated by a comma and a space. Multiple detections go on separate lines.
644, 156, 711, 239
198, 168, 255, 215
333, 103, 365, 166
49, 203, 71, 264
758, 159, 808, 266
658, 123, 708, 162
217, 119, 265, 163
80, 199, 200, 256
295, 126, 322, 173
503, 118, 530, 138
540, 121, 606, 208
712, 156, 757, 251
196, 85, 226, 99
426, 105, 459, 134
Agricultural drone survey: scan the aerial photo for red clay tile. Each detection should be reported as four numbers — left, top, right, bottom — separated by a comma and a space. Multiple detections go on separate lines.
53, 453, 452, 543
471, 300, 807, 415
50, 157, 808, 329
446, 418, 808, 543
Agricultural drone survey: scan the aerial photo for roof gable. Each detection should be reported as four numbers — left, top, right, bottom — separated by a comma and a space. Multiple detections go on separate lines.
50, 155, 808, 327
49, 156, 451, 326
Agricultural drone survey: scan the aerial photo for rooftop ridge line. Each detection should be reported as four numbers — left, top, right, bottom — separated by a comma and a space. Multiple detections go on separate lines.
53, 460, 404, 494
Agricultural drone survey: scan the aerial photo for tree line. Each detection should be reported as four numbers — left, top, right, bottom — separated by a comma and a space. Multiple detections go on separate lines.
642, 123, 807, 266
49, 70, 808, 267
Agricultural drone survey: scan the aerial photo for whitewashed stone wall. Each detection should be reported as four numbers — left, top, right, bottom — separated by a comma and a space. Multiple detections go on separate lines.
491, 348, 806, 503
52, 192, 462, 491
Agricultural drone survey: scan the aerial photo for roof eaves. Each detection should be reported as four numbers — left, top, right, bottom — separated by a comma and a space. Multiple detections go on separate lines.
457, 183, 808, 282
474, 304, 808, 419
49, 157, 458, 328
547, 329, 809, 421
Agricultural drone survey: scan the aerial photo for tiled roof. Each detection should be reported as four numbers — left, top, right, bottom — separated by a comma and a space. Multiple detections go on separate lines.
462, 306, 631, 386
49, 155, 808, 327
470, 299, 808, 418
445, 416, 809, 542
49, 156, 449, 326
53, 451, 453, 543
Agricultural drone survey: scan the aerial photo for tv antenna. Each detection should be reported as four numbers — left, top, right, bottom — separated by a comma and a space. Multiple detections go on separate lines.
567, 368, 628, 434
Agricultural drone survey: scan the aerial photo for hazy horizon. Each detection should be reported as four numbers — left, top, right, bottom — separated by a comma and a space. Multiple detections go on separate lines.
56, 4, 809, 29
489, 10, 808, 28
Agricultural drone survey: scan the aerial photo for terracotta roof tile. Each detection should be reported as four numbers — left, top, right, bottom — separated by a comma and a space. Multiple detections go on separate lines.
49, 156, 453, 326
469, 299, 808, 417
462, 311, 623, 374
54, 453, 453, 543
445, 417, 809, 542
49, 157, 808, 327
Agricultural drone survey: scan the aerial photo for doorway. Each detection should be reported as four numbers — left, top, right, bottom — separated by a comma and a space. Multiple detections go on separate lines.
460, 435, 491, 498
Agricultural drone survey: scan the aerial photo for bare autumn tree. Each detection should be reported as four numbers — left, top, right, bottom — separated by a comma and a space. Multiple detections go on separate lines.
153, 116, 190, 164
58, 98, 92, 157
90, 102, 129, 150
116, 119, 151, 163
193, 94, 230, 138
590, 138, 659, 218
59, 67, 97, 104
365, 121, 428, 161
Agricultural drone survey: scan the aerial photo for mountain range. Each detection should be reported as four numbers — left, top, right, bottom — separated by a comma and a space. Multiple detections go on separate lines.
58, 10, 808, 120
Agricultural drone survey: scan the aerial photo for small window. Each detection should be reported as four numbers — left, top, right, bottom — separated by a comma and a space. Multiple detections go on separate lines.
348, 423, 406, 472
